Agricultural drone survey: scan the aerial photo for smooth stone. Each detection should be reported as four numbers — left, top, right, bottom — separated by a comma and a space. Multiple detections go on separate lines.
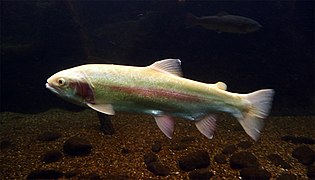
178, 150, 210, 172
37, 131, 61, 141
267, 153, 292, 169
0, 139, 13, 151
27, 169, 63, 179
307, 164, 315, 179
64, 170, 80, 178
146, 161, 170, 176
151, 141, 162, 153
188, 168, 214, 180
240, 167, 271, 180
281, 135, 315, 145
104, 175, 130, 179
292, 145, 315, 165
214, 153, 227, 164
230, 151, 259, 169
237, 140, 253, 149
78, 173, 101, 180
121, 147, 130, 154
171, 143, 187, 151
276, 173, 297, 180
41, 150, 63, 163
63, 137, 92, 156
222, 144, 238, 155
144, 152, 158, 165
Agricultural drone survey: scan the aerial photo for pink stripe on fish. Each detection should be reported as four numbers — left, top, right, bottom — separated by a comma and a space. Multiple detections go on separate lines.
108, 86, 203, 102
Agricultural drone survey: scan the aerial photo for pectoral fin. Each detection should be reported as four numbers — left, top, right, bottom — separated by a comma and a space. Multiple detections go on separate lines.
195, 115, 217, 139
87, 103, 115, 115
154, 116, 175, 139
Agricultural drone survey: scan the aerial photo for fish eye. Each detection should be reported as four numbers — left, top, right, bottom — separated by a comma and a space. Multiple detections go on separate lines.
57, 78, 66, 86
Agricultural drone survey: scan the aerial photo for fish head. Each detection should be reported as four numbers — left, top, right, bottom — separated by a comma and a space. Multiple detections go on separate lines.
242, 20, 262, 33
46, 68, 94, 106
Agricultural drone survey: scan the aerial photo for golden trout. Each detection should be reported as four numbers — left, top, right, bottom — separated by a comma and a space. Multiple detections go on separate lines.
46, 59, 274, 141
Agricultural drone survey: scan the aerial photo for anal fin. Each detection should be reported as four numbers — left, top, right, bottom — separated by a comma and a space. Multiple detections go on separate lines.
195, 115, 217, 139
154, 116, 175, 139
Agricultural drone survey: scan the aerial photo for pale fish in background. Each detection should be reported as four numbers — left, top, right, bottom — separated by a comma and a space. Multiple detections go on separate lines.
46, 59, 274, 141
186, 12, 262, 34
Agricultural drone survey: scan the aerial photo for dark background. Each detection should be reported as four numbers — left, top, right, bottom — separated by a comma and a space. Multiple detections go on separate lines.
1, 1, 314, 115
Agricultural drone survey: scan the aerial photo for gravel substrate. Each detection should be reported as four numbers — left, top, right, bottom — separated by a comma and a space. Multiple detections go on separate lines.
0, 109, 314, 179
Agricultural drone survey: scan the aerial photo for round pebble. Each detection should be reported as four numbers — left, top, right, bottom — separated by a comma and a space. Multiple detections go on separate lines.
37, 131, 61, 141
237, 140, 253, 149
276, 173, 297, 180
214, 153, 227, 164
178, 150, 210, 171
41, 150, 63, 163
0, 139, 13, 151
292, 145, 315, 165
188, 168, 214, 180
307, 164, 315, 179
222, 144, 238, 154
151, 141, 162, 153
281, 135, 315, 145
27, 169, 63, 179
230, 151, 259, 169
63, 137, 92, 156
267, 153, 291, 169
144, 152, 158, 165
146, 161, 170, 176
240, 167, 271, 179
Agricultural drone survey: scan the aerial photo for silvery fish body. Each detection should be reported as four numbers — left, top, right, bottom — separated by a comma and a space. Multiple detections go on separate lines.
186, 12, 262, 34
46, 59, 274, 141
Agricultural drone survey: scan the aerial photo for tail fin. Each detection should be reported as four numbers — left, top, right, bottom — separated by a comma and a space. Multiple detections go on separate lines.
237, 89, 275, 141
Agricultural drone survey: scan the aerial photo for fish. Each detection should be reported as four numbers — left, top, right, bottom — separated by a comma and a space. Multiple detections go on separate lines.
46, 59, 274, 141
186, 12, 262, 34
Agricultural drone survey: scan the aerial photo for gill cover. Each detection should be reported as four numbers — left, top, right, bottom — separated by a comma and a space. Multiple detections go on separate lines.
74, 72, 95, 104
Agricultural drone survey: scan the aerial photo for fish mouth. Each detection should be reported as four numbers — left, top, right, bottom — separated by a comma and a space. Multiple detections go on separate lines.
46, 83, 59, 94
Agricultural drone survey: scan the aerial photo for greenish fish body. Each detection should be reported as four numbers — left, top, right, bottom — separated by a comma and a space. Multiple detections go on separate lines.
46, 59, 274, 141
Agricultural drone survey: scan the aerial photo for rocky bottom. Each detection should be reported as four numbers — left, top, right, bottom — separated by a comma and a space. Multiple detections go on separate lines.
0, 109, 314, 179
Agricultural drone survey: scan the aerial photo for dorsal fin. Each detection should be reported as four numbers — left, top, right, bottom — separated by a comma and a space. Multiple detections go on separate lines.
148, 59, 183, 77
